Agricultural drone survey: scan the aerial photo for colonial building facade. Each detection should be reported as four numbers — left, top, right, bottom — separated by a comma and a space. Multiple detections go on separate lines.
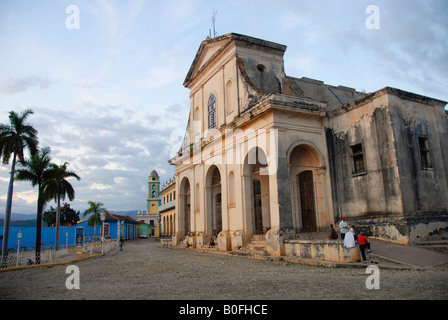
169, 33, 448, 255
159, 178, 176, 237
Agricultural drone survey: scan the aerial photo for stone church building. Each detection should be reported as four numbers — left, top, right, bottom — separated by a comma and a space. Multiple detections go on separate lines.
169, 33, 448, 255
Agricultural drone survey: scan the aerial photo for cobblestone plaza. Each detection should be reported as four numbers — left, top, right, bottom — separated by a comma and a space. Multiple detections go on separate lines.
0, 239, 447, 302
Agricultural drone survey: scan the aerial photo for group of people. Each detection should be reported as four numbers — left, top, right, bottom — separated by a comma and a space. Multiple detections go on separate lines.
328, 217, 371, 263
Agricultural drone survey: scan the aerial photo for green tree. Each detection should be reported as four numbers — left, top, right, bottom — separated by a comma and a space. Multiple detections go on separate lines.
0, 109, 38, 264
43, 203, 80, 226
83, 201, 109, 237
15, 147, 53, 264
44, 162, 80, 250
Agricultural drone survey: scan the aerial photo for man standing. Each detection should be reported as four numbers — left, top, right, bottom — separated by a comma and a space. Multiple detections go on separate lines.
339, 217, 348, 240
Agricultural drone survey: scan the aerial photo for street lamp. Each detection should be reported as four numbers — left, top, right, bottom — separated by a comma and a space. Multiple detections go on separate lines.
16, 230, 22, 267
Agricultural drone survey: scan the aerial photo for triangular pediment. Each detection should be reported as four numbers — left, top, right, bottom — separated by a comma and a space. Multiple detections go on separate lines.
184, 33, 287, 88
194, 42, 227, 74
184, 35, 233, 87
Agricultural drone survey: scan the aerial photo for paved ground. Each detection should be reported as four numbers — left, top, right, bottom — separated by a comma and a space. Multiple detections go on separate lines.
0, 238, 447, 303
369, 238, 448, 269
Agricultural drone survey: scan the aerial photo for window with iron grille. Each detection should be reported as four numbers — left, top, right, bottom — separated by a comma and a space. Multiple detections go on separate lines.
208, 94, 216, 129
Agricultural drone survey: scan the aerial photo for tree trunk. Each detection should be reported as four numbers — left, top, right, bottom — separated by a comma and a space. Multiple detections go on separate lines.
1, 153, 16, 266
55, 195, 61, 251
35, 188, 44, 264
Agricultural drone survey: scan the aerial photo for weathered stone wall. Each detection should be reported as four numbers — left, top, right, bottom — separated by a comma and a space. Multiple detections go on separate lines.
284, 239, 361, 262
326, 90, 448, 243
325, 99, 403, 222
388, 93, 448, 216
342, 212, 448, 244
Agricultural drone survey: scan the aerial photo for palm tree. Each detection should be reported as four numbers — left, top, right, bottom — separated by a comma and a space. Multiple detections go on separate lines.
83, 201, 109, 238
44, 162, 80, 250
0, 109, 38, 264
15, 147, 53, 264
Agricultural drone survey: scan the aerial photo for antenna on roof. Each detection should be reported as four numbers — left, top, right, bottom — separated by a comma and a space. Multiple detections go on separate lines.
209, 11, 218, 38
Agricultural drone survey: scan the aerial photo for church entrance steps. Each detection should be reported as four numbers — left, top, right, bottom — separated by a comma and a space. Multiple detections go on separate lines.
247, 234, 266, 251
233, 234, 267, 257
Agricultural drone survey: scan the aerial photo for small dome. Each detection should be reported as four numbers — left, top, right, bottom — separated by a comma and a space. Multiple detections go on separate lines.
150, 170, 159, 177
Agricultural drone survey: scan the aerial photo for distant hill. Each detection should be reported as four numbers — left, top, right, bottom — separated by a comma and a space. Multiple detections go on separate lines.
0, 213, 36, 221
0, 218, 37, 227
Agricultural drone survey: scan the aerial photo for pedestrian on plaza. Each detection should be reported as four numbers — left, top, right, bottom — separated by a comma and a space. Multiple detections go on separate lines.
328, 224, 338, 240
344, 226, 356, 248
119, 236, 124, 251
357, 233, 371, 263
339, 217, 348, 240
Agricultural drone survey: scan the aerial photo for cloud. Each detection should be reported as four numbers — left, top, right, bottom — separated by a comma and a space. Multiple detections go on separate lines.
17, 98, 187, 213
0, 76, 56, 94
352, 1, 448, 99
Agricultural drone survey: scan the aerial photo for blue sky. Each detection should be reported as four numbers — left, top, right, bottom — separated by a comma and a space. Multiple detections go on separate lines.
1, 0, 447, 215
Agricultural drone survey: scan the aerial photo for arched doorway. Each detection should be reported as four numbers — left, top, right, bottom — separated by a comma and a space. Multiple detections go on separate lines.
289, 144, 323, 232
179, 177, 191, 236
298, 170, 317, 232
244, 147, 271, 235
206, 165, 222, 237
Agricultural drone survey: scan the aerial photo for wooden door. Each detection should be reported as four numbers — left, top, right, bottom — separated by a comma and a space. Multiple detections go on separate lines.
298, 171, 317, 232
253, 179, 264, 234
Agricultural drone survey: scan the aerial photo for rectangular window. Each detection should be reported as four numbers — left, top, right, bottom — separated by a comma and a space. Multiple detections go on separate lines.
208, 94, 217, 129
351, 143, 365, 174
418, 137, 432, 169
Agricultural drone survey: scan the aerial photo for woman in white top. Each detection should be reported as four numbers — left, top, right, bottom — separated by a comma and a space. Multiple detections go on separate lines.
344, 226, 356, 248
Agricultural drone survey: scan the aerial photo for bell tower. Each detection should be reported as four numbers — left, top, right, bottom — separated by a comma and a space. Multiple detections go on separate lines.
147, 170, 160, 214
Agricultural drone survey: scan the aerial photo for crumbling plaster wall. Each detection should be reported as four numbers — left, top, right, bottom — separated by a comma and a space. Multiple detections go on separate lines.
325, 94, 403, 222
388, 94, 448, 215
325, 91, 448, 243
387, 94, 448, 243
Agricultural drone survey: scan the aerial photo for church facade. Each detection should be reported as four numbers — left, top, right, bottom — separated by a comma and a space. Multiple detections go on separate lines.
169, 33, 448, 254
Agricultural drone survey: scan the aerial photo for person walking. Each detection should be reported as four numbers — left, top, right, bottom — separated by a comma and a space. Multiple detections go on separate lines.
357, 233, 371, 263
119, 236, 124, 251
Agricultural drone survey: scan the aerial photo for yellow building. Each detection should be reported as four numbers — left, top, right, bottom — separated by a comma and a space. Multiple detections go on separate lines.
137, 170, 160, 237
159, 178, 176, 237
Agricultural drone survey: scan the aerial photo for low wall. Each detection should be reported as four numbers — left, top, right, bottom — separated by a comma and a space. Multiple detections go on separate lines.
283, 239, 361, 263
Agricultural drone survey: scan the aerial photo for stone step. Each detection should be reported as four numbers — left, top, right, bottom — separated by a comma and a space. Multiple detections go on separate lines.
252, 234, 266, 241
242, 235, 267, 254
247, 244, 266, 251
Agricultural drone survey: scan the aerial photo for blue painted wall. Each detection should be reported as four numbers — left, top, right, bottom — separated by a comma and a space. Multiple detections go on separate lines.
0, 219, 137, 250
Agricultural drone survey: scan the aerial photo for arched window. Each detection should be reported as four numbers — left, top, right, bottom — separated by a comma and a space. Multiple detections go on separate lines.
228, 171, 235, 206
208, 94, 216, 129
